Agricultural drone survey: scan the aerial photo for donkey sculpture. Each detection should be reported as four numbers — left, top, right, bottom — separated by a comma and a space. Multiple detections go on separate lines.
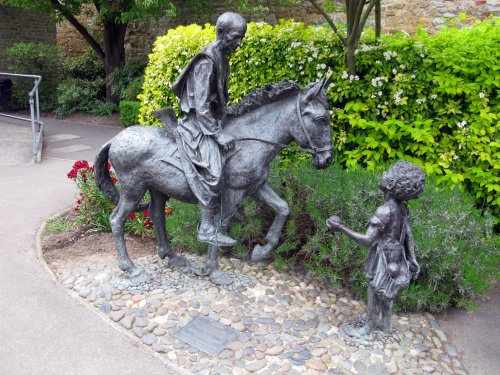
95, 78, 332, 284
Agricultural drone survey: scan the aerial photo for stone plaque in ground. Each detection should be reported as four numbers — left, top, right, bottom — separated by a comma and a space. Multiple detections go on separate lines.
175, 315, 238, 355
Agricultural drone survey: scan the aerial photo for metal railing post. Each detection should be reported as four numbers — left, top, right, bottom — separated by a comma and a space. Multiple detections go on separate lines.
0, 72, 44, 163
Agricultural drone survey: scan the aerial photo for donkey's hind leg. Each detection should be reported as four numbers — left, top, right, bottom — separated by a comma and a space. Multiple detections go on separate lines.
149, 189, 186, 268
110, 186, 146, 273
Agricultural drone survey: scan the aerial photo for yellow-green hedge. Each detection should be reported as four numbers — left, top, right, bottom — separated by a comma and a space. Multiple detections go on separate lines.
139, 19, 499, 220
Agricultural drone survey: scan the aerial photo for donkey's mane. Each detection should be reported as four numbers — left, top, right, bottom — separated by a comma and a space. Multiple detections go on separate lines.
225, 79, 300, 118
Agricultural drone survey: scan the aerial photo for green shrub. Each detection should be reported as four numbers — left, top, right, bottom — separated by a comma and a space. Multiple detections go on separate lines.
90, 100, 117, 116
55, 78, 106, 116
139, 19, 499, 221
6, 42, 61, 111
56, 49, 106, 116
109, 56, 147, 101
63, 48, 105, 81
119, 101, 141, 126
268, 160, 498, 312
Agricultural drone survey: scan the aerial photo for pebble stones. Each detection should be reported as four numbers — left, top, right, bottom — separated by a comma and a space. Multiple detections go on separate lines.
60, 254, 467, 374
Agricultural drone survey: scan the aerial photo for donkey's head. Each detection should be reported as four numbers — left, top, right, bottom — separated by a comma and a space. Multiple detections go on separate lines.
293, 76, 333, 169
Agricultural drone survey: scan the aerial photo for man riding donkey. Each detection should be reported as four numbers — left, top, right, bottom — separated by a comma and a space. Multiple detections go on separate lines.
171, 12, 247, 247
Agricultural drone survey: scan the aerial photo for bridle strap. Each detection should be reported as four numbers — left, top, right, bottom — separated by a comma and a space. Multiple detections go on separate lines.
234, 94, 333, 155
295, 94, 334, 153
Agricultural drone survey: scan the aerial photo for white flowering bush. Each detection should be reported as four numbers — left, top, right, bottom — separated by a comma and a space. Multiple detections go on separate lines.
139, 19, 499, 221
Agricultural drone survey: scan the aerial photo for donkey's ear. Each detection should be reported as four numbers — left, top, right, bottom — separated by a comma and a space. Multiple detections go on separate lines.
304, 80, 324, 102
323, 73, 332, 89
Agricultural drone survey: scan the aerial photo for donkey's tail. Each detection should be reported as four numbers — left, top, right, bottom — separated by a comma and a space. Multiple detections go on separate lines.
94, 142, 149, 211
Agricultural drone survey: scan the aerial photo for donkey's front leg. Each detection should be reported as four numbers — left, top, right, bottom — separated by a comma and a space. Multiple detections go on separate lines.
251, 183, 289, 261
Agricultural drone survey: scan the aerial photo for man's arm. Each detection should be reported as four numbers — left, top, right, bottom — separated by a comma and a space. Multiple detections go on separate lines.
189, 58, 235, 150
190, 59, 221, 135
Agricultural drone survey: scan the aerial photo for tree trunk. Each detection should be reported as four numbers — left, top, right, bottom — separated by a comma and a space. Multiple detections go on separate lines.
375, 0, 382, 37
346, 41, 356, 76
103, 20, 128, 103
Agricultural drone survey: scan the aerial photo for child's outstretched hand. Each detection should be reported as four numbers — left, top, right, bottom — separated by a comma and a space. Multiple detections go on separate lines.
326, 215, 342, 231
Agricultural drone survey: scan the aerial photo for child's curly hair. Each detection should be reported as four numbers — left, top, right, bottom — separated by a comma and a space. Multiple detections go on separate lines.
379, 160, 425, 201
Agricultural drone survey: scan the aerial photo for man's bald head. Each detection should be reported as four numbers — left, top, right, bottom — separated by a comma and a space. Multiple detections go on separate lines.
216, 12, 247, 38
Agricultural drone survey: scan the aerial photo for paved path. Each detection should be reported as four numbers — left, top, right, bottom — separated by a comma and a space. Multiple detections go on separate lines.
0, 115, 498, 374
0, 117, 181, 374
437, 283, 500, 375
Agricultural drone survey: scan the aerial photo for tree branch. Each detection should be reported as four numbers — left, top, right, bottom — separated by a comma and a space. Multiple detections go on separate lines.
349, 0, 369, 45
309, 0, 346, 46
50, 0, 104, 59
359, 2, 376, 37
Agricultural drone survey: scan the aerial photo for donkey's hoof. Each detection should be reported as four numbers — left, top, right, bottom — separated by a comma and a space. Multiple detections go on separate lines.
158, 248, 168, 260
190, 263, 211, 276
119, 258, 136, 273
251, 244, 272, 262
210, 270, 233, 286
168, 253, 187, 268
130, 267, 149, 284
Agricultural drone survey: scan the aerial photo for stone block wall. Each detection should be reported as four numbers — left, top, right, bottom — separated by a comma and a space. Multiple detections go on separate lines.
0, 5, 56, 71
382, 0, 499, 34
54, 0, 500, 61
56, 1, 324, 60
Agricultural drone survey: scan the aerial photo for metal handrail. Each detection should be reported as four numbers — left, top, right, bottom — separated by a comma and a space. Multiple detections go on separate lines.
0, 72, 44, 163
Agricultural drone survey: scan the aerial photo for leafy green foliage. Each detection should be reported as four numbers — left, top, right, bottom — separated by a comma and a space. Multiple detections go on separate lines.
90, 99, 117, 116
119, 101, 141, 126
140, 19, 500, 220
109, 56, 148, 101
55, 49, 108, 116
268, 160, 498, 312
0, 0, 178, 24
6, 42, 61, 110
62, 48, 105, 81
55, 78, 106, 116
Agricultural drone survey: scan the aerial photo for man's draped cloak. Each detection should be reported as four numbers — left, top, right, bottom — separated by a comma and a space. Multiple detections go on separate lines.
171, 43, 229, 208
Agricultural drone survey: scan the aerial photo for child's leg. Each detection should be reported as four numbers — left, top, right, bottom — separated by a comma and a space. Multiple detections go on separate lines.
365, 285, 380, 332
379, 297, 393, 333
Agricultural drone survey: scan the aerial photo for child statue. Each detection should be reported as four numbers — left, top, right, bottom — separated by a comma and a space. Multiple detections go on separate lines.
327, 160, 425, 339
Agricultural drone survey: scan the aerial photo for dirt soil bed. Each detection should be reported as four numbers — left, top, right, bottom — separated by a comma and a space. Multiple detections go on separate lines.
43, 228, 157, 275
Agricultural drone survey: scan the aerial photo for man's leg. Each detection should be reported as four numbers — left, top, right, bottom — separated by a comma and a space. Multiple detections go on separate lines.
198, 204, 236, 246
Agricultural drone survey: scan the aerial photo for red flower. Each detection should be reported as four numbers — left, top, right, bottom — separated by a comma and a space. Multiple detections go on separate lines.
107, 162, 112, 171
143, 210, 149, 218
128, 212, 137, 220
73, 160, 89, 170
67, 169, 78, 179
111, 177, 118, 184
68, 160, 91, 179
74, 206, 79, 212
145, 218, 153, 227
165, 207, 173, 216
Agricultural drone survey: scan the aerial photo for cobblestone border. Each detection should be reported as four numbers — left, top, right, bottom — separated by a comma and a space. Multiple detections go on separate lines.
40, 221, 468, 375
36, 210, 188, 374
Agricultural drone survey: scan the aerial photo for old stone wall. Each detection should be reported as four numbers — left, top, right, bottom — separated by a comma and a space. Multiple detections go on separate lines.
0, 5, 56, 71
55, 0, 499, 61
382, 0, 499, 34
56, 1, 324, 60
